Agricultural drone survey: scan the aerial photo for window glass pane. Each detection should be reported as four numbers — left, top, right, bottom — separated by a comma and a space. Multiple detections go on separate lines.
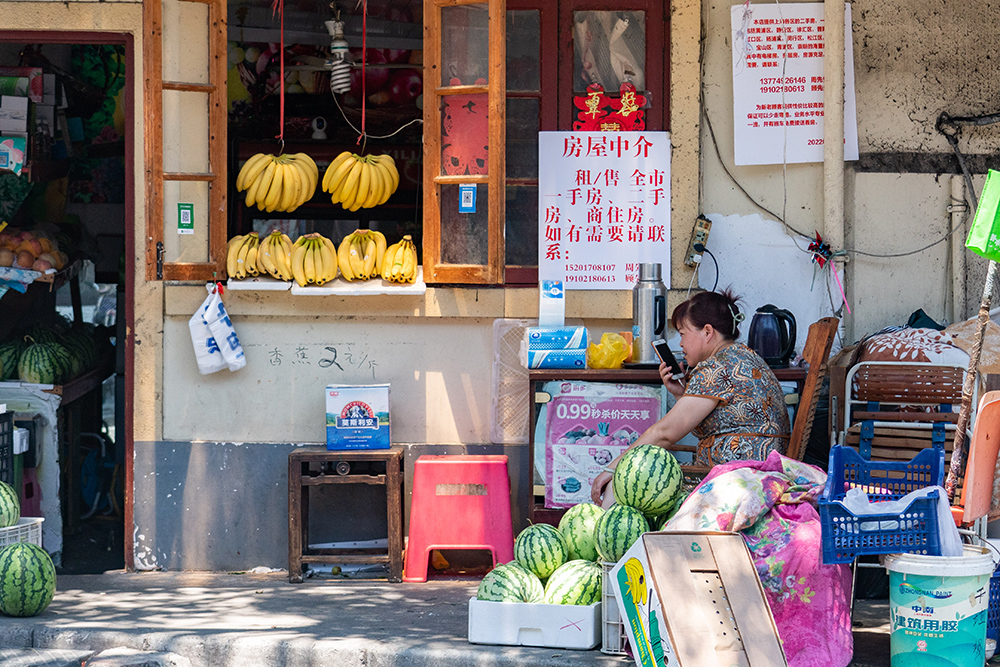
506, 98, 538, 179
441, 184, 488, 265
573, 11, 646, 93
162, 180, 209, 263
506, 10, 540, 91
162, 0, 210, 84
163, 90, 209, 173
440, 94, 489, 176
505, 185, 537, 266
441, 4, 490, 87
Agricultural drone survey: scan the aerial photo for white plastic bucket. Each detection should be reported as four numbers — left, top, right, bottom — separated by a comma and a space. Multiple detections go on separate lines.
886, 545, 994, 667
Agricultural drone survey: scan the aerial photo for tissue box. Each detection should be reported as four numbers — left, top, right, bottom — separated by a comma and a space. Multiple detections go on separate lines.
524, 326, 588, 350
325, 384, 390, 450
521, 349, 587, 369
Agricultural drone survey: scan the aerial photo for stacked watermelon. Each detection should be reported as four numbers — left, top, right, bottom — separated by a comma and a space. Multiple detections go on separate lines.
476, 562, 544, 603
557, 502, 604, 561
0, 322, 103, 386
0, 480, 56, 617
542, 560, 602, 605
514, 523, 568, 581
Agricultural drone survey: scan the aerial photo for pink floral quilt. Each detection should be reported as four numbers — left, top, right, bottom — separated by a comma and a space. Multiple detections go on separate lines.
664, 451, 853, 667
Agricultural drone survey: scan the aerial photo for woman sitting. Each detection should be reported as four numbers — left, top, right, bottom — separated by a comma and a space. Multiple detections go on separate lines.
592, 289, 790, 505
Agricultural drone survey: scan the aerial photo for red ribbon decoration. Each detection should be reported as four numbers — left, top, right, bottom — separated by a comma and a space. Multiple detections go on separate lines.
271, 0, 285, 144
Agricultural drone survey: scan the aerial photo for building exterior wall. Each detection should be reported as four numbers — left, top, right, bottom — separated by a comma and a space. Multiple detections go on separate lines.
15, 0, 1000, 570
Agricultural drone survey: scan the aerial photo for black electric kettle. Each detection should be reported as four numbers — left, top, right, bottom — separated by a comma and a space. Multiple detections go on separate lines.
748, 305, 797, 368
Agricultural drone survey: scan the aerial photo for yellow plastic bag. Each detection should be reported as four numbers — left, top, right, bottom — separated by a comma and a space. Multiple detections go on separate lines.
587, 332, 630, 369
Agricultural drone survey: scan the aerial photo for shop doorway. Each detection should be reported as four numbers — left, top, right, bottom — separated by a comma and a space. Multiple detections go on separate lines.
0, 31, 134, 574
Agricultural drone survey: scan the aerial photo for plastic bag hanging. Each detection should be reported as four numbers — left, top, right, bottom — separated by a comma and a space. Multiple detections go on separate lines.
188, 283, 246, 374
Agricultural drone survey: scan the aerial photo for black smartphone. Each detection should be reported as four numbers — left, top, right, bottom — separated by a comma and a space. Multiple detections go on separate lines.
651, 339, 684, 377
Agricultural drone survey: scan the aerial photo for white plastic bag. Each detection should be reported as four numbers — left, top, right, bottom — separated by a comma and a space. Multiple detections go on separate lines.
188, 283, 246, 374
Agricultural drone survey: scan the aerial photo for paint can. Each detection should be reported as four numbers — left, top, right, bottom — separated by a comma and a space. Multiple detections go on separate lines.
886, 545, 994, 667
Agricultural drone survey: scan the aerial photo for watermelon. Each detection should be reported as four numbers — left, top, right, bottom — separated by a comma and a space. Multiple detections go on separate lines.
612, 444, 682, 516
18, 338, 73, 385
476, 562, 544, 602
595, 504, 649, 563
60, 328, 99, 373
542, 559, 602, 605
514, 523, 569, 581
0, 481, 19, 528
0, 542, 56, 617
557, 503, 604, 562
26, 324, 59, 346
0, 340, 25, 381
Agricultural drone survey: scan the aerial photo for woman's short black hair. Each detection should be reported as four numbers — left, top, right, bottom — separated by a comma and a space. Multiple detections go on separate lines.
671, 289, 743, 340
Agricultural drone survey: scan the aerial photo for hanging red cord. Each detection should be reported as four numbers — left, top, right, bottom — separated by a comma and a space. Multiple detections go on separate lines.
357, 0, 368, 146
271, 0, 285, 146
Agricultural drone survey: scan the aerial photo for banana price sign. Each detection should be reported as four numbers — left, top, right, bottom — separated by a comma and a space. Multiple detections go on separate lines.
538, 132, 670, 290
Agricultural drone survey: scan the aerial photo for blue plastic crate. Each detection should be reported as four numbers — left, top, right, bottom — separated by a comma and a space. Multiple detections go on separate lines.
818, 444, 944, 565
989, 566, 1000, 643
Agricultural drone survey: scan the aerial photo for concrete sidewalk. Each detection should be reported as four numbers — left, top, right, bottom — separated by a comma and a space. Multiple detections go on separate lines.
0, 572, 891, 667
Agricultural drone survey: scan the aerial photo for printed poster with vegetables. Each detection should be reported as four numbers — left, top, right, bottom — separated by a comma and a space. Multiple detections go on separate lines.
541, 381, 665, 508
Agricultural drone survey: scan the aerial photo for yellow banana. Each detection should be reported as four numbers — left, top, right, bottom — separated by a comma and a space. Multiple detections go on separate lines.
363, 160, 385, 209
316, 238, 332, 285
226, 235, 245, 278
277, 162, 299, 212
259, 234, 278, 277
250, 159, 277, 210
256, 236, 269, 275
361, 234, 377, 278
370, 230, 387, 274
303, 238, 317, 284
373, 154, 399, 194
390, 241, 406, 282
234, 233, 255, 279
291, 240, 309, 287
263, 158, 285, 212
326, 154, 358, 198
268, 234, 288, 280
349, 234, 366, 279
323, 151, 352, 190
349, 161, 371, 212
291, 153, 319, 186
237, 153, 269, 191
381, 241, 399, 280
402, 237, 417, 283
337, 160, 365, 208
338, 234, 356, 281
369, 160, 393, 205
245, 236, 260, 276
319, 235, 339, 282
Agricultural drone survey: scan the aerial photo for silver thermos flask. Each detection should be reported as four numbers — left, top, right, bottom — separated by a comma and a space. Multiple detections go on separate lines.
631, 263, 667, 364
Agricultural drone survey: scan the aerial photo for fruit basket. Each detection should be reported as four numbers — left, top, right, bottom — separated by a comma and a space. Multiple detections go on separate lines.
818, 444, 945, 564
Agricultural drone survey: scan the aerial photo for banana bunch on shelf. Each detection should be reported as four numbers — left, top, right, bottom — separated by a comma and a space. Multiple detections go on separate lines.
381, 235, 418, 284
322, 152, 399, 211
226, 232, 260, 279
236, 153, 319, 212
291, 233, 339, 287
255, 230, 295, 280
337, 229, 387, 281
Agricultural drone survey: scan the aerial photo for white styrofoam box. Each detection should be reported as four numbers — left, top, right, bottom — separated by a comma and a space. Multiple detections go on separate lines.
1, 95, 28, 113
467, 598, 601, 650
13, 427, 28, 455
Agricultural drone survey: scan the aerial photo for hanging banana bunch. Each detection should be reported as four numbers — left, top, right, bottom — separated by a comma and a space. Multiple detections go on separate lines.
322, 152, 400, 212
236, 153, 319, 213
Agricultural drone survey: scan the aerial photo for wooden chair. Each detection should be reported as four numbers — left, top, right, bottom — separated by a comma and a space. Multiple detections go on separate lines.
787, 317, 840, 461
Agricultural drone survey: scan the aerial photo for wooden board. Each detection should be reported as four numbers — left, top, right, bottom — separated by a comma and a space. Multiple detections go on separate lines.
643, 532, 786, 667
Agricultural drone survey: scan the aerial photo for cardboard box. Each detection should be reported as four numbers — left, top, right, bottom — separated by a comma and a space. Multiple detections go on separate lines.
610, 532, 787, 667
467, 598, 601, 649
325, 384, 390, 450
0, 67, 42, 103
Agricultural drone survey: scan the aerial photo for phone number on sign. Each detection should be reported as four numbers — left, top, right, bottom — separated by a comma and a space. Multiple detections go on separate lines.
761, 85, 805, 94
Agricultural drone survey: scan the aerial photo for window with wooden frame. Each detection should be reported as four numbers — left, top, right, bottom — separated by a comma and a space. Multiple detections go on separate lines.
422, 0, 506, 284
144, 0, 228, 281
426, 0, 667, 285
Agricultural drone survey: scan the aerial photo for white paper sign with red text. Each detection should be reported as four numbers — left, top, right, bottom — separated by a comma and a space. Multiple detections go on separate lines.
731, 2, 858, 165
538, 131, 671, 290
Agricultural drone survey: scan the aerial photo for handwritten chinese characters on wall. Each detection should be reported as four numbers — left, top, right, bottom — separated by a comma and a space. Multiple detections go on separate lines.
731, 2, 859, 166
538, 132, 671, 290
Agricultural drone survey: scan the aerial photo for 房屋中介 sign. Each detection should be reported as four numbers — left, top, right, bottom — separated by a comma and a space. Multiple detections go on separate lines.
538, 131, 671, 290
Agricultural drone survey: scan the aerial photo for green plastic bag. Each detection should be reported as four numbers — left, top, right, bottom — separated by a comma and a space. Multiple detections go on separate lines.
966, 169, 1000, 261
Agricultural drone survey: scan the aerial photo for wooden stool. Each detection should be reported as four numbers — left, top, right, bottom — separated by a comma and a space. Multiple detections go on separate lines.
287, 445, 404, 583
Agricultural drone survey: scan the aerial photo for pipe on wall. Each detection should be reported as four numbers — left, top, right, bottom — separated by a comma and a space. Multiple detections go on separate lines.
951, 175, 968, 324
823, 0, 846, 330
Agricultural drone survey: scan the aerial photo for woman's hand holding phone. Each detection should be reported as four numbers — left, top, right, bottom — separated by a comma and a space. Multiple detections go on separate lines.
659, 362, 686, 398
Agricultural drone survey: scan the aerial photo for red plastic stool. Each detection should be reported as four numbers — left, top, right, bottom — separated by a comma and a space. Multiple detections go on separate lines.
403, 454, 514, 582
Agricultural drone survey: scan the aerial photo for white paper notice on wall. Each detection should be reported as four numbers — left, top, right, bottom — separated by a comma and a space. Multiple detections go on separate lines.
537, 131, 671, 290
731, 2, 859, 166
